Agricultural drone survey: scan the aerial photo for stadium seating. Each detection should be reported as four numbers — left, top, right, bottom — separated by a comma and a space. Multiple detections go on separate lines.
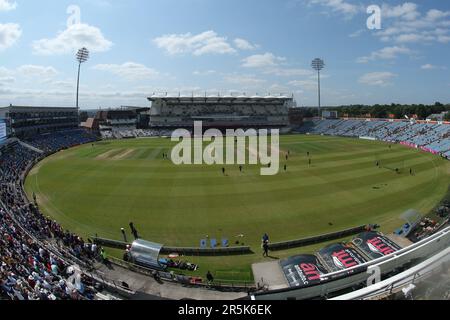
0, 132, 101, 300
301, 119, 450, 159
25, 129, 98, 154
1, 120, 449, 300
101, 128, 181, 140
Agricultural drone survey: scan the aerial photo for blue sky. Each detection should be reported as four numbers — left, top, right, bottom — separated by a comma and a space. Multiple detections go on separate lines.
0, 0, 449, 109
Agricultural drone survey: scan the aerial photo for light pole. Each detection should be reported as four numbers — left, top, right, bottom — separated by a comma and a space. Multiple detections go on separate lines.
75, 47, 90, 110
311, 58, 325, 118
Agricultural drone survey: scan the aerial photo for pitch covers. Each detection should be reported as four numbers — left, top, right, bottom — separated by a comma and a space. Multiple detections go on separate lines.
318, 243, 367, 273
352, 231, 402, 260
280, 254, 329, 288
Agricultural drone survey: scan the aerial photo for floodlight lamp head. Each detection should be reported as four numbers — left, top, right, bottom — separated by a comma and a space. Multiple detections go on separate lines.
76, 47, 90, 64
311, 58, 325, 71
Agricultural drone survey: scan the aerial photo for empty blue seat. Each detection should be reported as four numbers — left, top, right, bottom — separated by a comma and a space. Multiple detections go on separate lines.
222, 238, 229, 247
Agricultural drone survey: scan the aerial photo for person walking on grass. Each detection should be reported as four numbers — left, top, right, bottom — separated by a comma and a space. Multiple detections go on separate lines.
206, 271, 214, 285
129, 222, 139, 240
263, 241, 269, 257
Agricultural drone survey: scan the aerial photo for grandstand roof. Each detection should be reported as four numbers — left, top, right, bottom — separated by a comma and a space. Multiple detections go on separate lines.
148, 94, 293, 103
0, 105, 78, 112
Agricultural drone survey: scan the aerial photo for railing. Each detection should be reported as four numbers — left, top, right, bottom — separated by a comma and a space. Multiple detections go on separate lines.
330, 246, 450, 300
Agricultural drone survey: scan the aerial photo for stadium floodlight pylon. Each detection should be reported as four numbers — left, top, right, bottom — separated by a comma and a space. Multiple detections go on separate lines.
75, 47, 90, 110
311, 58, 325, 118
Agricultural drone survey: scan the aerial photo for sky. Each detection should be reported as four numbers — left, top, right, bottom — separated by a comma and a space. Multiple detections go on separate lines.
0, 0, 449, 109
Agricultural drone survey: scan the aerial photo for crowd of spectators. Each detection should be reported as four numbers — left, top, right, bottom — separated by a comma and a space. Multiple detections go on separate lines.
0, 130, 102, 300
25, 129, 97, 154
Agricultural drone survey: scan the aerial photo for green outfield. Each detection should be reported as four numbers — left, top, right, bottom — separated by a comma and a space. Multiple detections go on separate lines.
24, 135, 450, 281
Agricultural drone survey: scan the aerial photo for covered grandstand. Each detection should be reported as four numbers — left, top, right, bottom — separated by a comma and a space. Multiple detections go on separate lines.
147, 94, 293, 130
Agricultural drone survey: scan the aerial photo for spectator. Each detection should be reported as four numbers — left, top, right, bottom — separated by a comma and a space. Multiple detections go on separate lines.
206, 271, 214, 285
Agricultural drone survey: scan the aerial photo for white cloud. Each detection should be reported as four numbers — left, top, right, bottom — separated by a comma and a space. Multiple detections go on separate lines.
375, 5, 450, 45
93, 62, 159, 80
382, 2, 420, 21
234, 38, 257, 50
420, 64, 446, 70
268, 83, 290, 93
425, 9, 450, 22
224, 74, 266, 86
48, 80, 74, 89
193, 70, 216, 76
358, 72, 397, 86
242, 53, 286, 68
307, 0, 360, 16
0, 23, 21, 51
421, 64, 436, 70
349, 29, 365, 38
395, 33, 434, 43
0, 65, 58, 85
357, 46, 412, 63
264, 68, 313, 77
288, 79, 317, 91
437, 35, 450, 43
0, 0, 16, 11
32, 23, 113, 55
153, 30, 236, 56
0, 76, 14, 85
17, 65, 58, 79
0, 66, 13, 77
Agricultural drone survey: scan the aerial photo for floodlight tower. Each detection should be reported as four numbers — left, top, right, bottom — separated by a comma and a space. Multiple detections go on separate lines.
75, 47, 90, 110
311, 58, 325, 118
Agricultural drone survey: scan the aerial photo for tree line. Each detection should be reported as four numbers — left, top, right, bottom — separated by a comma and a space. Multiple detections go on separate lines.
297, 102, 450, 120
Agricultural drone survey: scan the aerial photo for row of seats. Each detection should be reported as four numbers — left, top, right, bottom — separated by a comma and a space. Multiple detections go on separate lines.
157, 104, 288, 117
300, 119, 450, 158
25, 129, 98, 154
101, 128, 176, 140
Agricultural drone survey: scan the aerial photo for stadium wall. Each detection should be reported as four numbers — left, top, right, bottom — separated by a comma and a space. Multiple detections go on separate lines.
268, 225, 367, 251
